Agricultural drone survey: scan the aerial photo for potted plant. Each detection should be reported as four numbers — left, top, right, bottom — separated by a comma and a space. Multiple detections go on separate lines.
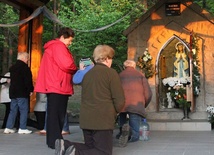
171, 86, 191, 120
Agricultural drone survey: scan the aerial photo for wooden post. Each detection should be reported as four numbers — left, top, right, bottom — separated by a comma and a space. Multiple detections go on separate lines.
30, 13, 44, 112
18, 9, 44, 112
18, 10, 29, 53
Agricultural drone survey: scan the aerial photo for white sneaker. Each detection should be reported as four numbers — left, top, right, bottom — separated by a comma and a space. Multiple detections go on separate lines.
64, 145, 75, 155
18, 129, 32, 134
4, 128, 15, 134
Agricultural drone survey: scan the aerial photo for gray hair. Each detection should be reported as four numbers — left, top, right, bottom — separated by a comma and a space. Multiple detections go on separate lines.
17, 52, 29, 60
93, 45, 115, 63
17, 52, 29, 64
123, 60, 136, 68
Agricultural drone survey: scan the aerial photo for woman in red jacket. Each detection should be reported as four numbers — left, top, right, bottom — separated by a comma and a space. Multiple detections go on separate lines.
34, 27, 77, 149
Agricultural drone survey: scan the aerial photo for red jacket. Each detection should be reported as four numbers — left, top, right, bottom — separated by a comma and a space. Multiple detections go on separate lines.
119, 67, 152, 117
34, 39, 77, 95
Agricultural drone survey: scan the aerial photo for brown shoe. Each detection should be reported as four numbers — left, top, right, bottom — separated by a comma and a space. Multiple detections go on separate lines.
39, 130, 46, 135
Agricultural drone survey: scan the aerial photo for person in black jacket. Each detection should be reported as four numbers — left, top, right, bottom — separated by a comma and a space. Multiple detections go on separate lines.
4, 52, 34, 134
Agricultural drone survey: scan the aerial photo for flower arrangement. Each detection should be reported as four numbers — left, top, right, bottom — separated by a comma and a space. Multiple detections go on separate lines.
206, 105, 214, 124
162, 77, 191, 88
136, 48, 154, 79
171, 86, 191, 108
162, 77, 191, 108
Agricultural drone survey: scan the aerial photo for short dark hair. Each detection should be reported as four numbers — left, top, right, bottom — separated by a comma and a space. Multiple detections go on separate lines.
57, 27, 75, 38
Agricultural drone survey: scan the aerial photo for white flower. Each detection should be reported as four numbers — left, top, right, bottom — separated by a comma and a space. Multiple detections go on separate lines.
168, 80, 176, 87
195, 87, 199, 95
162, 78, 168, 86
143, 57, 148, 62
192, 49, 196, 55
162, 77, 190, 87
206, 105, 214, 116
180, 77, 190, 84
194, 75, 200, 82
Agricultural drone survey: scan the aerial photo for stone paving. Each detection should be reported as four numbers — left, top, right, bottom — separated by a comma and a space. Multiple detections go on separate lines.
0, 125, 214, 155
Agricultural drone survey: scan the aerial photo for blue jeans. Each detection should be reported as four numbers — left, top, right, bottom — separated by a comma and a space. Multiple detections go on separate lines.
62, 113, 69, 131
44, 104, 69, 132
6, 98, 28, 129
118, 112, 142, 142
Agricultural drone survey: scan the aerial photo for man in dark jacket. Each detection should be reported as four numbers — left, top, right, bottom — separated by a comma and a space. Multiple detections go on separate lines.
4, 52, 34, 134
54, 45, 125, 155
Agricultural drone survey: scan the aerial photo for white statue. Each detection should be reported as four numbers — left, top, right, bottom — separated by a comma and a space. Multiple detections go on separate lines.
166, 92, 174, 108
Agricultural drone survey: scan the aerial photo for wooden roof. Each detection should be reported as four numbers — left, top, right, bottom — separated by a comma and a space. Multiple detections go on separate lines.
0, 0, 50, 10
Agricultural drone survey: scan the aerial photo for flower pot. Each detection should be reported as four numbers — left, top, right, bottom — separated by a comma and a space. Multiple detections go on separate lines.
181, 106, 190, 120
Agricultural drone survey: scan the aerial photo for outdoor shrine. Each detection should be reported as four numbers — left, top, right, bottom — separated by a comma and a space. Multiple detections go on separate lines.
124, 0, 214, 123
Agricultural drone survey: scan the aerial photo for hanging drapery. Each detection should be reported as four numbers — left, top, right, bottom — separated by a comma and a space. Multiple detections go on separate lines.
0, 6, 63, 27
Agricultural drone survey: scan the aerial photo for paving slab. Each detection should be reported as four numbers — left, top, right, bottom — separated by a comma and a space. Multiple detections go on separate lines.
0, 125, 214, 155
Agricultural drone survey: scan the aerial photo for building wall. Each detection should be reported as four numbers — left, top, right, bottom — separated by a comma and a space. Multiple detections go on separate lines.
126, 2, 214, 120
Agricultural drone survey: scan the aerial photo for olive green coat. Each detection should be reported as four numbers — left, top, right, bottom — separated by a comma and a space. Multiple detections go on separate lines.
79, 63, 125, 130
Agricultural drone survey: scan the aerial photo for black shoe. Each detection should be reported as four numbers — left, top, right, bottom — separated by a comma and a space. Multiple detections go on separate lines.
116, 132, 121, 139
115, 127, 122, 139
65, 145, 75, 155
48, 145, 55, 149
55, 139, 65, 155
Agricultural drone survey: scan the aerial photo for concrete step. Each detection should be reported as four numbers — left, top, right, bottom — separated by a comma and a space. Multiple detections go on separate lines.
147, 119, 212, 131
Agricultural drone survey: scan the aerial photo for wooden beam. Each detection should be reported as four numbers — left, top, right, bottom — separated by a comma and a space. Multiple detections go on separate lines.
18, 9, 29, 53
17, 8, 44, 112
30, 13, 44, 112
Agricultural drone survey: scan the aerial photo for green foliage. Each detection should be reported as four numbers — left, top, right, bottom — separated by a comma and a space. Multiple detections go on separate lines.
55, 0, 148, 72
191, 33, 200, 96
42, 17, 54, 47
0, 3, 19, 74
170, 87, 191, 108
194, 0, 214, 15
0, 3, 18, 47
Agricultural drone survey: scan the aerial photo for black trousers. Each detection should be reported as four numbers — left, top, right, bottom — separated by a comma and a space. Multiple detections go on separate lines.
65, 129, 113, 155
46, 93, 68, 149
1, 102, 10, 129
34, 111, 46, 130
